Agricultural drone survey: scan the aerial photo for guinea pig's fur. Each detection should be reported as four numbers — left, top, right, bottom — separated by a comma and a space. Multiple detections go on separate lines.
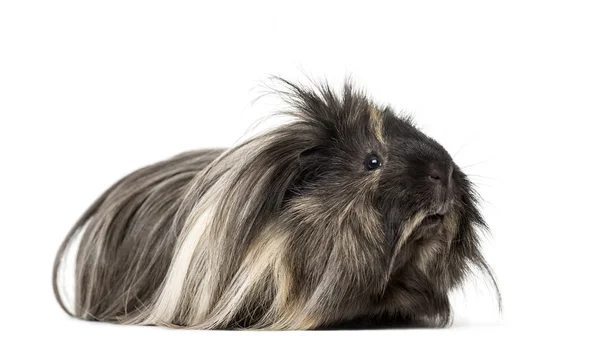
53, 78, 500, 329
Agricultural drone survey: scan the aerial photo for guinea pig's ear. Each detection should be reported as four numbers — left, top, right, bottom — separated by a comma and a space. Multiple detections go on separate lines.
280, 145, 327, 204
298, 145, 326, 159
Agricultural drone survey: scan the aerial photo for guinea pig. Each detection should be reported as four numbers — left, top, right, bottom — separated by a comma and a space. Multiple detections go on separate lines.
52, 77, 500, 329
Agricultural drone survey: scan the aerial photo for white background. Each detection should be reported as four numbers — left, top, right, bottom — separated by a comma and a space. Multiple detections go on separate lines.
1, 1, 599, 352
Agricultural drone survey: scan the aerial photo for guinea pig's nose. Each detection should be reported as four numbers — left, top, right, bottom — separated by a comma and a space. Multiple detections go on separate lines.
428, 162, 452, 186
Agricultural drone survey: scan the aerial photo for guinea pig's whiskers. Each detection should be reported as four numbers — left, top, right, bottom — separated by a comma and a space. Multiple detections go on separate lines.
452, 141, 470, 159
460, 159, 491, 170
467, 174, 496, 181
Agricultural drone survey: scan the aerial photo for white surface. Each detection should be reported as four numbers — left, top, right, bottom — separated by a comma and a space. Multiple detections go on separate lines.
1, 1, 598, 352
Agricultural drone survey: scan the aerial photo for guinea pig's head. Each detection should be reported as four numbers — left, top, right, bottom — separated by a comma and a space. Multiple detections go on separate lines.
244, 78, 499, 327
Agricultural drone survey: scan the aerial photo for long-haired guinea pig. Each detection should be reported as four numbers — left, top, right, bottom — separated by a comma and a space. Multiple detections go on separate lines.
53, 77, 500, 329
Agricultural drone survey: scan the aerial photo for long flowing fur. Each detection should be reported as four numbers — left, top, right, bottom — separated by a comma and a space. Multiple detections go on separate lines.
53, 78, 500, 329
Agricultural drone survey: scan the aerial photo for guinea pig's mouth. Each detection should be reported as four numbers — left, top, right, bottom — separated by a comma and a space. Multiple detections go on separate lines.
419, 213, 445, 228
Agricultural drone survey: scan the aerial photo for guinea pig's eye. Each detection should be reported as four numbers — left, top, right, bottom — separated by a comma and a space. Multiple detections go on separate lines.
364, 154, 382, 171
